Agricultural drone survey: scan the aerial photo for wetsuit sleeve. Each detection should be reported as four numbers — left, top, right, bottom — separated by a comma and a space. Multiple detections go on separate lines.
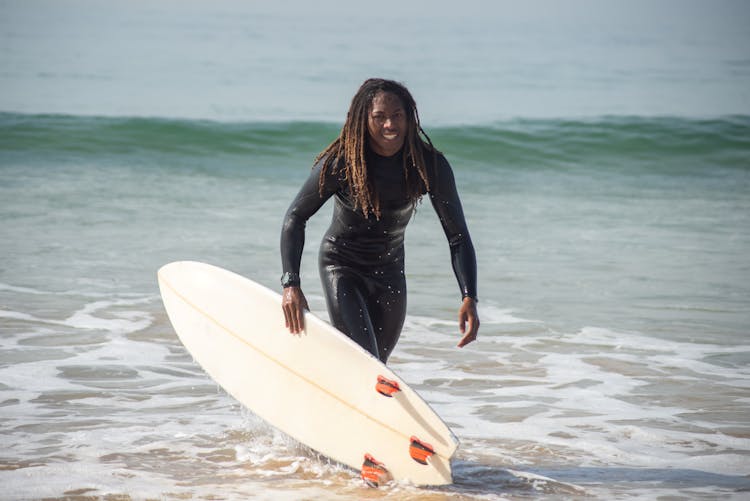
428, 154, 478, 301
280, 160, 339, 287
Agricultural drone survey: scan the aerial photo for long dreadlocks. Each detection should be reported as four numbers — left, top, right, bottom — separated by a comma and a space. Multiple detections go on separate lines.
315, 78, 438, 220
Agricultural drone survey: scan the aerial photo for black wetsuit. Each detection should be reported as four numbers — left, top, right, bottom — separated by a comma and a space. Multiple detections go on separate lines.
280, 147, 477, 362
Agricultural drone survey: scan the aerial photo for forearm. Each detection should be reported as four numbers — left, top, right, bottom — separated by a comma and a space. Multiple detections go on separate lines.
449, 234, 478, 300
430, 154, 478, 301
280, 211, 305, 286
279, 159, 337, 287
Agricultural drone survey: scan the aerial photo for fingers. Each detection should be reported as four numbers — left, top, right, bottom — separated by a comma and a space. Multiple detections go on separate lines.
285, 305, 300, 333
289, 303, 304, 334
457, 298, 479, 348
283, 304, 291, 328
293, 301, 305, 333
457, 317, 478, 347
281, 287, 307, 334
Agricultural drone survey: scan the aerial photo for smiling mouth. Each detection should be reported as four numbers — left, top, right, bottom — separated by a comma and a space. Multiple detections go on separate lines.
383, 132, 399, 140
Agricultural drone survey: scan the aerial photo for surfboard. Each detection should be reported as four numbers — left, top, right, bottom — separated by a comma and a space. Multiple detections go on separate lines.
157, 261, 459, 486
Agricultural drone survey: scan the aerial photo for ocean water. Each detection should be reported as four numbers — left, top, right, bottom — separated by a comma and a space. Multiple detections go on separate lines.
2, 1, 750, 500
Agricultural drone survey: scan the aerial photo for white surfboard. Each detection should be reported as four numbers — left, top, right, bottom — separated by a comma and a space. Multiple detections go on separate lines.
157, 261, 458, 486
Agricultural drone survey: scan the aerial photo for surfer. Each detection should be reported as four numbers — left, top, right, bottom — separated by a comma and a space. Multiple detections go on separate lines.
280, 78, 478, 362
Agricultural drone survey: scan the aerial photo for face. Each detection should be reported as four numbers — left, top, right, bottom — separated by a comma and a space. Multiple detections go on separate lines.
367, 91, 407, 157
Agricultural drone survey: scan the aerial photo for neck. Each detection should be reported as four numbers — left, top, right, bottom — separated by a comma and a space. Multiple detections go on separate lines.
368, 142, 402, 158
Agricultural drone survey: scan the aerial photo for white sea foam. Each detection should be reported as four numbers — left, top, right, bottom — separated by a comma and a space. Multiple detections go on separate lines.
3, 302, 748, 497
1, 297, 155, 337
0, 283, 50, 295
0, 281, 151, 299
479, 305, 541, 325
390, 320, 750, 484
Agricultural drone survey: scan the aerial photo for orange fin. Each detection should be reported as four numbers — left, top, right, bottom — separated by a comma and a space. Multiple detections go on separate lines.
409, 436, 435, 465
361, 454, 390, 487
376, 375, 401, 397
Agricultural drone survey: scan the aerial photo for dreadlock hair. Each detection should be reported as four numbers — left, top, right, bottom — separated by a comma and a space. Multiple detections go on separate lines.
314, 78, 438, 220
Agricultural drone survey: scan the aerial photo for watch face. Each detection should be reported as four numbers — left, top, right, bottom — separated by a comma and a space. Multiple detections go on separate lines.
281, 272, 300, 287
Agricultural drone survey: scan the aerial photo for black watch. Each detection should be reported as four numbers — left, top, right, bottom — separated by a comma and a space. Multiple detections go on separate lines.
280, 272, 301, 288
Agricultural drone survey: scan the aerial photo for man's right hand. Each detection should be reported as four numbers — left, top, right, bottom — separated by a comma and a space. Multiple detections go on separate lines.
281, 286, 309, 334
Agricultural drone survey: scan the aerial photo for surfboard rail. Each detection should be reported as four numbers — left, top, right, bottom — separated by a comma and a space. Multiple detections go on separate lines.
157, 261, 458, 486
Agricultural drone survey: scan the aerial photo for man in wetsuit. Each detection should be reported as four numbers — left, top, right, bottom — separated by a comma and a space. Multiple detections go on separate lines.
280, 78, 479, 363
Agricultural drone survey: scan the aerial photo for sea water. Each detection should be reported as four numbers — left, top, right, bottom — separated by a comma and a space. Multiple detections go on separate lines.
1, 1, 750, 499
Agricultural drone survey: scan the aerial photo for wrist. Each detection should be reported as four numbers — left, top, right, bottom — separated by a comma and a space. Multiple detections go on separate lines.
280, 272, 301, 288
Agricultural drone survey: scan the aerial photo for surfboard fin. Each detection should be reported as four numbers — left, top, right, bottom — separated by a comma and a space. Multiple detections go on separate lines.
376, 375, 401, 397
361, 454, 390, 487
409, 436, 435, 465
